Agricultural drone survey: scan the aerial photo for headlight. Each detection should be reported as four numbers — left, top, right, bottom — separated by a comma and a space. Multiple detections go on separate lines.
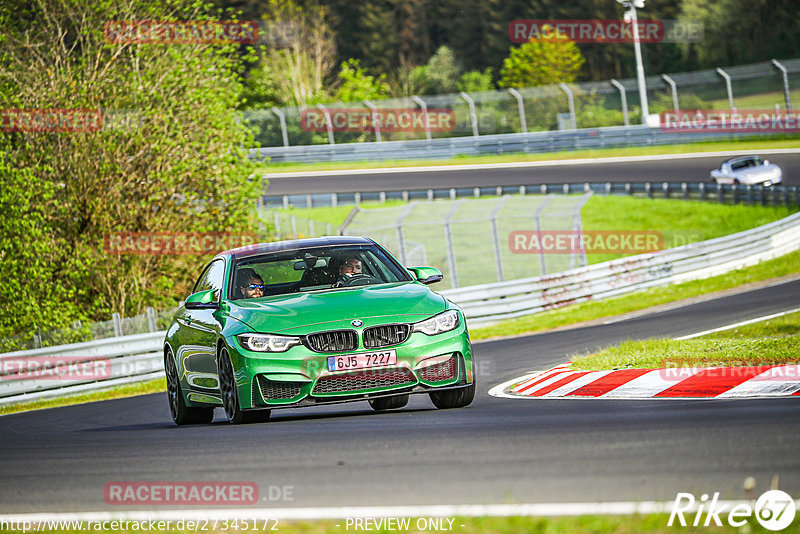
412, 310, 460, 336
237, 333, 301, 352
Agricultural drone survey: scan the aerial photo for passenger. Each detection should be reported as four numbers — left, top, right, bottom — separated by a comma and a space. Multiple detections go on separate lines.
236, 268, 265, 299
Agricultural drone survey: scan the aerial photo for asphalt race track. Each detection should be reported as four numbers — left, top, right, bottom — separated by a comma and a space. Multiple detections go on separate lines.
263, 151, 800, 195
1, 278, 799, 513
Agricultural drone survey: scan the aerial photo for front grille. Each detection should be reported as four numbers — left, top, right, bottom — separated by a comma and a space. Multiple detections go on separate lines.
418, 356, 457, 382
306, 330, 358, 353
313, 368, 416, 394
256, 376, 304, 400
363, 324, 411, 349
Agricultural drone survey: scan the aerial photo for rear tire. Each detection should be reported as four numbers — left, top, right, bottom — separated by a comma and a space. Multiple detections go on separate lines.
165, 349, 214, 425
219, 347, 271, 424
429, 383, 475, 409
369, 394, 409, 411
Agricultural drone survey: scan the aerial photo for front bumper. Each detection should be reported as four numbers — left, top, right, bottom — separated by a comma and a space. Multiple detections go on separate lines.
227, 323, 473, 410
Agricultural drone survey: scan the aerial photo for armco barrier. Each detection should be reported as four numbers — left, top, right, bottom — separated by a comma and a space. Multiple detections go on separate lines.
0, 332, 164, 406
440, 211, 800, 326
2, 212, 799, 406
250, 125, 771, 164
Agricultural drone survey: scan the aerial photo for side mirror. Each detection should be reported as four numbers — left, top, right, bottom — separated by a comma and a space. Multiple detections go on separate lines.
185, 289, 219, 310
407, 266, 443, 285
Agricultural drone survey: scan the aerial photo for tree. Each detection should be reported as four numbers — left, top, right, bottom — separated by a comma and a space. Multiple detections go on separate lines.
0, 0, 260, 334
458, 68, 494, 93
334, 59, 391, 103
499, 35, 586, 88
244, 0, 338, 107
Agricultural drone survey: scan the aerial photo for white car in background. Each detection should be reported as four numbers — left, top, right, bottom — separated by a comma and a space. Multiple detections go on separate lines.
710, 155, 782, 186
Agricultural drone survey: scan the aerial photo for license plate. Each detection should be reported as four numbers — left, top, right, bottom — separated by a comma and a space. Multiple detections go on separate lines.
327, 350, 397, 372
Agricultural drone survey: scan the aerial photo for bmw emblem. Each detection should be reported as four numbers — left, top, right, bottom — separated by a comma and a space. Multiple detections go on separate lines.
351, 320, 363, 327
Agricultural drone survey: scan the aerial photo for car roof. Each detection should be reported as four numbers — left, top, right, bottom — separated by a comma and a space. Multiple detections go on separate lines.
723, 155, 762, 164
218, 236, 377, 261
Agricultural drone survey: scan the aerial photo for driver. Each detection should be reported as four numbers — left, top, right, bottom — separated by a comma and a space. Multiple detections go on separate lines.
236, 268, 265, 299
334, 256, 363, 287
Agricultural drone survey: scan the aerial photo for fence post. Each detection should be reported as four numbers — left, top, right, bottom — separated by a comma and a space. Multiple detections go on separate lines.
459, 92, 479, 137
610, 79, 629, 126
661, 74, 679, 113
771, 59, 792, 112
112, 313, 122, 337
491, 196, 511, 282
290, 215, 298, 239
395, 202, 417, 265
443, 200, 464, 287
558, 83, 576, 129
315, 103, 335, 144
146, 307, 157, 332
534, 196, 552, 276
363, 100, 382, 142
34, 327, 42, 349
716, 68, 735, 110
411, 96, 432, 141
271, 107, 289, 147
331, 193, 338, 208
507, 88, 527, 132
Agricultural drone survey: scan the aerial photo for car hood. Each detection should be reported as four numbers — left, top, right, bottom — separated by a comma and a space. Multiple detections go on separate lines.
226, 282, 447, 334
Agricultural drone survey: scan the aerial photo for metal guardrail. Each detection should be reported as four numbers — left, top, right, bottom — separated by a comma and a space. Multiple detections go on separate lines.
3, 211, 799, 406
0, 332, 165, 406
251, 125, 777, 164
440, 211, 800, 327
263, 182, 800, 210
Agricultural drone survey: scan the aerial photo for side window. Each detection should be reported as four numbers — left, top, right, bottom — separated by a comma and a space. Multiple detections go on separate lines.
192, 260, 226, 301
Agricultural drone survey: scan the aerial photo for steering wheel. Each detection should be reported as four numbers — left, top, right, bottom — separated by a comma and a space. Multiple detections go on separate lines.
335, 274, 380, 287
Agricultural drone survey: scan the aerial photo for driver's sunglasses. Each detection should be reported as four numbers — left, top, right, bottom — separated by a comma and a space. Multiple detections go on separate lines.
247, 284, 265, 290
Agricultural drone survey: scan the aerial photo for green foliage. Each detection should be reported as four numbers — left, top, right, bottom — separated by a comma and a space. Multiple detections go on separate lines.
499, 37, 586, 89
457, 68, 494, 93
677, 0, 800, 69
333, 59, 391, 103
0, 0, 260, 338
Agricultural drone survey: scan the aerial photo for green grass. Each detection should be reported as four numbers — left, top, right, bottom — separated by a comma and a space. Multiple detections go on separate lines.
708, 89, 800, 110
2, 514, 797, 533
0, 377, 165, 416
581, 197, 797, 263
469, 247, 800, 340
572, 311, 800, 371
257, 137, 799, 174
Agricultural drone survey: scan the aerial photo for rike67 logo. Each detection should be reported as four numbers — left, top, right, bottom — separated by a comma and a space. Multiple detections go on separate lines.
669, 490, 796, 531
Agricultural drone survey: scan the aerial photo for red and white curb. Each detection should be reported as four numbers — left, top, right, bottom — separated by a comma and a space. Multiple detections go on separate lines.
490, 363, 800, 399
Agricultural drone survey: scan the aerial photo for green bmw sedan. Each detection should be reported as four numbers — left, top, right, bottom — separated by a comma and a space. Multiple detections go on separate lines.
164, 236, 475, 425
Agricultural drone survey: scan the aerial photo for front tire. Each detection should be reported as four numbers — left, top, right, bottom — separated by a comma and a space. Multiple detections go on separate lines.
429, 383, 475, 409
369, 394, 409, 411
165, 349, 214, 425
218, 347, 271, 424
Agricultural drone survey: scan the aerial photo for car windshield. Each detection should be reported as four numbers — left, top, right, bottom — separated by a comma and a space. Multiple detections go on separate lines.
732, 157, 763, 170
230, 244, 411, 299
